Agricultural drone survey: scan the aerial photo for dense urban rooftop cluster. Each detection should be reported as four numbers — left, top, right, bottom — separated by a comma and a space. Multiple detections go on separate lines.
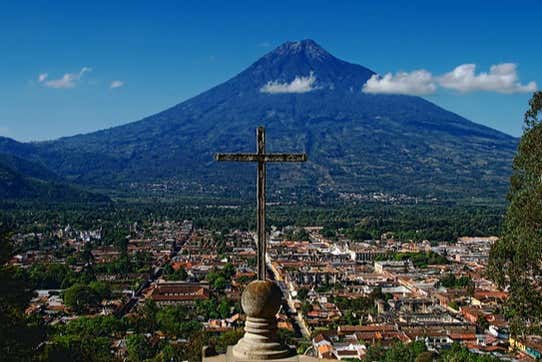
267, 229, 515, 359
6, 219, 540, 361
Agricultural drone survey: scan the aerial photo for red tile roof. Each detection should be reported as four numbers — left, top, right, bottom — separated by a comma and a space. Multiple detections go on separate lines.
149, 282, 209, 302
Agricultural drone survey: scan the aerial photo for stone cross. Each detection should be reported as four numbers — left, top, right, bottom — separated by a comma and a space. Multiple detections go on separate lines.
215, 126, 307, 280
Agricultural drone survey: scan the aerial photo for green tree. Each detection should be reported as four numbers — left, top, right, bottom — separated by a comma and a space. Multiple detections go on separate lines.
321, 225, 337, 239
223, 263, 236, 279
60, 315, 124, 338
163, 263, 174, 275
179, 331, 209, 362
141, 299, 159, 330
438, 274, 473, 289
384, 341, 426, 362
154, 343, 184, 362
364, 343, 385, 361
178, 267, 189, 280
217, 298, 231, 318
63, 283, 100, 313
40, 334, 112, 362
212, 276, 227, 291
278, 328, 296, 346
488, 91, 542, 336
477, 315, 489, 333
82, 241, 95, 265
285, 228, 310, 241
127, 334, 155, 362
440, 343, 500, 362
215, 329, 243, 353
89, 281, 112, 300
207, 269, 230, 291
301, 302, 312, 314
164, 264, 189, 281
156, 305, 202, 337
347, 227, 373, 242
297, 288, 309, 301
415, 351, 434, 362
156, 305, 186, 334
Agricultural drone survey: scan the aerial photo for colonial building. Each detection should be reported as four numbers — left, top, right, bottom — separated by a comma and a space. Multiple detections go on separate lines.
148, 281, 209, 306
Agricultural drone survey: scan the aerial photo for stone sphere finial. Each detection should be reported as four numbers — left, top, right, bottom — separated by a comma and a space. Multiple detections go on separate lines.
241, 280, 282, 318
232, 280, 292, 360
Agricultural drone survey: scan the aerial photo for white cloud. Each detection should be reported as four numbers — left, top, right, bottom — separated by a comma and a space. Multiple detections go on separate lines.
110, 80, 124, 89
261, 72, 320, 94
40, 67, 92, 88
362, 63, 537, 96
438, 63, 537, 93
362, 70, 436, 95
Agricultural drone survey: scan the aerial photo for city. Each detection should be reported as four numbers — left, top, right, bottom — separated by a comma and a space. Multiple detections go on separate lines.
6, 214, 534, 360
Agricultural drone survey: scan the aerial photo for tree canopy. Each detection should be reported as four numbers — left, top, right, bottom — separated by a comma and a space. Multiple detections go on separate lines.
0, 234, 44, 360
488, 91, 542, 336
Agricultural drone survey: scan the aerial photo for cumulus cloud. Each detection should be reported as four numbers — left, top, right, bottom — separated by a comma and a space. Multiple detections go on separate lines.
39, 67, 91, 88
261, 72, 320, 94
110, 80, 124, 89
438, 63, 537, 93
363, 70, 436, 95
362, 63, 537, 96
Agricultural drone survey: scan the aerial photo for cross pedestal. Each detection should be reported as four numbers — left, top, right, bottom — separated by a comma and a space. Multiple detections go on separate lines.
232, 280, 291, 360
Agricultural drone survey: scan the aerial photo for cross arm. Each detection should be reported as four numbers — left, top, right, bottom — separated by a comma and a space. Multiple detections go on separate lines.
263, 153, 307, 162
215, 153, 259, 162
214, 153, 307, 162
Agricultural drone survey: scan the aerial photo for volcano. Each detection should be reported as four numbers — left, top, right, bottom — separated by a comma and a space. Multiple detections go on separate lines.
0, 40, 517, 202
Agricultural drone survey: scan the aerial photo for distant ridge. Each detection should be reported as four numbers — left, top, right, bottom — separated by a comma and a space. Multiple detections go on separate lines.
0, 154, 110, 202
0, 40, 517, 202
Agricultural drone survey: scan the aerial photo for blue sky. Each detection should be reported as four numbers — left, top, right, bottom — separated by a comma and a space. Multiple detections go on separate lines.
0, 0, 540, 141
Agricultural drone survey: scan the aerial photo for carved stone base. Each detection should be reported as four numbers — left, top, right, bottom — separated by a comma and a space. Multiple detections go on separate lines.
203, 346, 334, 362
232, 316, 293, 360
